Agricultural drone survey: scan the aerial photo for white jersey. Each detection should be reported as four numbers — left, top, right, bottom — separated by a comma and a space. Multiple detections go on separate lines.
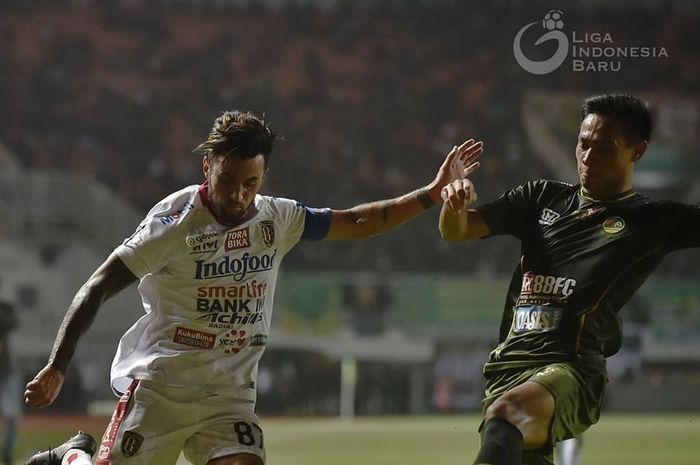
112, 183, 325, 401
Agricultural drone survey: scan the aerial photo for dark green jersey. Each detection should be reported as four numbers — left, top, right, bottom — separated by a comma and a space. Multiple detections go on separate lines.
478, 180, 700, 372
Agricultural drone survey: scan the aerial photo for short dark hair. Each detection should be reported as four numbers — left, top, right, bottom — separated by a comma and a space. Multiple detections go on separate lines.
581, 94, 653, 143
193, 110, 277, 166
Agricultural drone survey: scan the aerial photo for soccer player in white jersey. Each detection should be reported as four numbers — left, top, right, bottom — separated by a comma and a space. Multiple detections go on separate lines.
24, 110, 483, 465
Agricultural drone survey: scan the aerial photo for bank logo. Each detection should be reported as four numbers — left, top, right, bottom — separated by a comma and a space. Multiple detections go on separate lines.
603, 216, 625, 234
513, 10, 569, 75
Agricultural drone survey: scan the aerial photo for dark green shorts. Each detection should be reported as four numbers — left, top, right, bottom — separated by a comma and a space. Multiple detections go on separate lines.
480, 362, 607, 465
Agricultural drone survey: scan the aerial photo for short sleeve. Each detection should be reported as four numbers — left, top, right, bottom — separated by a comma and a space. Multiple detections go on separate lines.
477, 181, 545, 239
114, 189, 195, 277
115, 215, 177, 278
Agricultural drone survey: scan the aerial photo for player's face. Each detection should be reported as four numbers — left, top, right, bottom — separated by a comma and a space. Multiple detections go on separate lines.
575, 114, 645, 200
203, 153, 267, 225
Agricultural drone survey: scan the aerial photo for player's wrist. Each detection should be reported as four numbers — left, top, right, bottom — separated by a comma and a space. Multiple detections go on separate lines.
417, 186, 437, 209
48, 358, 68, 375
421, 182, 442, 208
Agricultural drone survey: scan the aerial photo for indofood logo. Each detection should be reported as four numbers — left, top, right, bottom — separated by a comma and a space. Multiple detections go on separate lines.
513, 10, 668, 75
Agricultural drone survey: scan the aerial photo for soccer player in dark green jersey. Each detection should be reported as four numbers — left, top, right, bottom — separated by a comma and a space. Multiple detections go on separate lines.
439, 93, 700, 465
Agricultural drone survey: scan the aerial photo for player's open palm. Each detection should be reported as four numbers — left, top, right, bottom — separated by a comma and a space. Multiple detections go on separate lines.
25, 364, 64, 408
433, 139, 483, 189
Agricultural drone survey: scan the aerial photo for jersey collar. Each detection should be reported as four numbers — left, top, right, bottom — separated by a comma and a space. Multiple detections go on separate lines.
578, 186, 637, 205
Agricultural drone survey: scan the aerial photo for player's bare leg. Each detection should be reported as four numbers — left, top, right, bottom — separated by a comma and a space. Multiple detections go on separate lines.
474, 381, 555, 465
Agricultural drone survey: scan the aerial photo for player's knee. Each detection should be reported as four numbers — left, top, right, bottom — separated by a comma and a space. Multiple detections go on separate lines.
207, 452, 263, 465
485, 394, 521, 425
485, 388, 552, 448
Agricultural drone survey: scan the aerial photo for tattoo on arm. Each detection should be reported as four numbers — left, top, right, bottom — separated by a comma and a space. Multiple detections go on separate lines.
48, 256, 136, 373
417, 187, 435, 210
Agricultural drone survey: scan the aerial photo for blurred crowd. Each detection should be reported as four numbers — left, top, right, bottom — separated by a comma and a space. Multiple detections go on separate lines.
0, 0, 698, 273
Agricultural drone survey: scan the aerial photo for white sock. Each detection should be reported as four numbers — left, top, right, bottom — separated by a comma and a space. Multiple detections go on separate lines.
61, 449, 93, 465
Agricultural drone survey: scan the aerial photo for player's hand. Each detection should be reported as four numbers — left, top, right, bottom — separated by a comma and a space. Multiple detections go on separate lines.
25, 364, 64, 408
432, 139, 483, 189
441, 178, 478, 214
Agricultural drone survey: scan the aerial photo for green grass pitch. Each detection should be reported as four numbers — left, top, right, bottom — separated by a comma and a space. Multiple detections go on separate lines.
13, 414, 700, 465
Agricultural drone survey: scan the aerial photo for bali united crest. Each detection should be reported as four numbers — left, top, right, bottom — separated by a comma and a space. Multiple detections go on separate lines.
259, 221, 275, 247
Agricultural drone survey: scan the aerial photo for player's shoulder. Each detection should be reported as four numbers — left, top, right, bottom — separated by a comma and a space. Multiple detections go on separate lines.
135, 185, 203, 239
254, 194, 307, 220
628, 194, 699, 217
511, 179, 576, 201
531, 179, 576, 192
146, 185, 200, 218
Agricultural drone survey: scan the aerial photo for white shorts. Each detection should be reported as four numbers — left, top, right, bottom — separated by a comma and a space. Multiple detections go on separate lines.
95, 379, 265, 465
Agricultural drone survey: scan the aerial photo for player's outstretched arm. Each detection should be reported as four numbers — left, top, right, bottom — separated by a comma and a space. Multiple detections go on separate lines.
324, 139, 483, 241
438, 175, 491, 242
24, 253, 137, 408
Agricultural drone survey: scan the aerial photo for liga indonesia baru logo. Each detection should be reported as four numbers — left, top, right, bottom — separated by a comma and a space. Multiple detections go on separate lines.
513, 10, 668, 75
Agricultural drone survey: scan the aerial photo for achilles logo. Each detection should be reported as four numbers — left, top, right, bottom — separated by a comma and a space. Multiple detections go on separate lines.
195, 311, 264, 328
539, 208, 561, 226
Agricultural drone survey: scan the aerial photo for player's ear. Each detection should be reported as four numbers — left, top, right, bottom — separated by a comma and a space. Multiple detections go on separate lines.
631, 140, 648, 162
203, 154, 211, 178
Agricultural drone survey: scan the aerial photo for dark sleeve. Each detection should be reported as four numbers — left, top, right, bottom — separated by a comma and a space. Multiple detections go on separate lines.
655, 202, 700, 249
300, 206, 332, 241
477, 181, 544, 239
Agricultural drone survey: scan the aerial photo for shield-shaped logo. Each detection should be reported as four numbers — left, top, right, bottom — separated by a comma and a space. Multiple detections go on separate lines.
121, 431, 144, 457
259, 221, 275, 247
538, 208, 560, 226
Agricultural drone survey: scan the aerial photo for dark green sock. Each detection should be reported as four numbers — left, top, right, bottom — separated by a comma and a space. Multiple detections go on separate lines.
473, 418, 523, 465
